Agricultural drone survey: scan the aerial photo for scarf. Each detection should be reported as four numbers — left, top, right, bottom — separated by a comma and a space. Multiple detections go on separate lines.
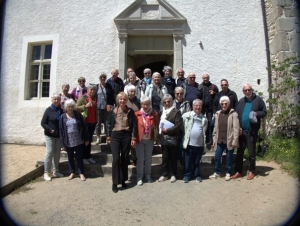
141, 107, 153, 137
51, 104, 61, 120
144, 77, 151, 85
159, 106, 174, 134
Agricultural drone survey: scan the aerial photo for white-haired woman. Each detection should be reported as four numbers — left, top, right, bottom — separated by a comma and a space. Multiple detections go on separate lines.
145, 72, 168, 113
173, 86, 191, 167
124, 72, 143, 100
41, 93, 64, 181
158, 94, 182, 183
59, 99, 89, 181
135, 96, 159, 185
161, 66, 176, 98
209, 96, 239, 181
106, 92, 137, 193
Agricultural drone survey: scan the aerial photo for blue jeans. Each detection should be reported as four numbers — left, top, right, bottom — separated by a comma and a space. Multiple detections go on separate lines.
184, 145, 204, 180
215, 143, 234, 175
44, 135, 61, 174
66, 144, 84, 174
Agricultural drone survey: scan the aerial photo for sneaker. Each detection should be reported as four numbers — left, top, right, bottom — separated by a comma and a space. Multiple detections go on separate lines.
83, 159, 90, 165
95, 138, 100, 144
43, 173, 52, 181
88, 158, 96, 164
53, 171, 64, 178
170, 176, 176, 183
137, 180, 143, 186
146, 176, 153, 183
158, 176, 167, 182
196, 176, 202, 183
183, 177, 189, 183
225, 173, 231, 181
209, 172, 221, 179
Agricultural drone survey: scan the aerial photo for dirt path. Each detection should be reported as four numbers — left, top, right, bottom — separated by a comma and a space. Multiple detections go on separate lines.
1, 156, 300, 225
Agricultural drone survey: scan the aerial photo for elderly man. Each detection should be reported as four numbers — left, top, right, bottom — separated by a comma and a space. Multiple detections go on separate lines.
231, 83, 267, 180
182, 99, 208, 183
141, 68, 152, 91
181, 72, 203, 108
124, 67, 134, 85
106, 68, 124, 106
175, 68, 186, 87
201, 73, 219, 148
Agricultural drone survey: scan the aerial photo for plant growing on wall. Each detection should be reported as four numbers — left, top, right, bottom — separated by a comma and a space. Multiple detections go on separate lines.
267, 57, 300, 138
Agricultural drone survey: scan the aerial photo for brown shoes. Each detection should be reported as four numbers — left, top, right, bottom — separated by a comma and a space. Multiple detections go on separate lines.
230, 172, 242, 179
247, 172, 255, 180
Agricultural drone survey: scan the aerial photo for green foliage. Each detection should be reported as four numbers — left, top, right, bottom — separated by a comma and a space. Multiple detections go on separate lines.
263, 136, 300, 177
267, 57, 300, 138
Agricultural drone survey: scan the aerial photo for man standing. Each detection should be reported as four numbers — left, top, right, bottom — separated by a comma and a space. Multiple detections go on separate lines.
181, 72, 202, 108
175, 68, 186, 87
231, 83, 267, 180
201, 73, 218, 147
182, 99, 208, 183
106, 69, 124, 106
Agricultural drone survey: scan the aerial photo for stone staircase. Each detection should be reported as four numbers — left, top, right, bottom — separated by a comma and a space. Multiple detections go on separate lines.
37, 134, 248, 180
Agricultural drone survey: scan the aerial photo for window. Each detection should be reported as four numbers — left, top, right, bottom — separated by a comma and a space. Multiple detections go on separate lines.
28, 43, 52, 98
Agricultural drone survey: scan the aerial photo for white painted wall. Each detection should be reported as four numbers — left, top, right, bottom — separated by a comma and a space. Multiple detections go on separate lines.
0, 0, 268, 144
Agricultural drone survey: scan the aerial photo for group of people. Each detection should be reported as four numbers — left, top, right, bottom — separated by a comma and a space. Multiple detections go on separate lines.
40, 66, 267, 193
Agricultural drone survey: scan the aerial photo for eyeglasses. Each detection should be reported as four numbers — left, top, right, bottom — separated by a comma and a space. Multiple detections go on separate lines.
243, 89, 252, 92
79, 80, 85, 83
221, 84, 228, 87
221, 103, 228, 106
175, 93, 183, 95
189, 77, 196, 79
163, 101, 171, 104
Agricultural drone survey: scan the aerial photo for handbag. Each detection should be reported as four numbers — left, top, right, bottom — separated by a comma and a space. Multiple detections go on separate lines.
162, 134, 178, 147
153, 127, 159, 143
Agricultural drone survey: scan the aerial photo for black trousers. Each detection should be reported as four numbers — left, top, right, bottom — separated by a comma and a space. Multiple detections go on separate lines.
83, 123, 96, 159
161, 144, 178, 177
202, 107, 213, 143
110, 131, 131, 185
235, 131, 257, 174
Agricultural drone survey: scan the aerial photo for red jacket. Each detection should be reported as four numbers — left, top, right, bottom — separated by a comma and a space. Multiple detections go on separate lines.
135, 110, 159, 143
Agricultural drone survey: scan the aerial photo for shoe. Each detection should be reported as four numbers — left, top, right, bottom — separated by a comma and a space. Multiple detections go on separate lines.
112, 184, 118, 193
96, 138, 100, 144
177, 160, 181, 167
158, 176, 167, 182
247, 172, 255, 180
53, 171, 64, 178
137, 180, 143, 186
122, 181, 127, 188
83, 159, 90, 165
196, 176, 202, 183
170, 176, 176, 183
209, 172, 221, 179
68, 173, 75, 180
88, 158, 96, 164
146, 176, 153, 183
43, 173, 52, 181
231, 172, 242, 179
206, 141, 212, 149
79, 174, 86, 181
183, 177, 189, 183
225, 173, 231, 181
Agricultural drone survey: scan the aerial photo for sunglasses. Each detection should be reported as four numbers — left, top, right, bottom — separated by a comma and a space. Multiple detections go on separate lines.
189, 77, 196, 79
221, 84, 228, 87
175, 93, 183, 95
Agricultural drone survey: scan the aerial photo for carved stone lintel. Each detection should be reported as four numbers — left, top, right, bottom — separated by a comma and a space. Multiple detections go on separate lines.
142, 12, 159, 19
118, 34, 128, 39
173, 34, 184, 40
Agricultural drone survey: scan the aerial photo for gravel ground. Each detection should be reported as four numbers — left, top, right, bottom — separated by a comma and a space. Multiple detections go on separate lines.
1, 161, 300, 226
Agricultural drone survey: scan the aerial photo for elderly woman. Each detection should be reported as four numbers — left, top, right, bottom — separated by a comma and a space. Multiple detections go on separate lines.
141, 68, 152, 92
76, 85, 97, 165
173, 86, 191, 167
71, 77, 87, 101
41, 93, 64, 181
60, 83, 74, 111
59, 99, 89, 181
161, 66, 176, 98
95, 73, 108, 144
124, 72, 143, 100
107, 92, 137, 193
145, 72, 168, 113
209, 96, 239, 181
158, 94, 182, 183
135, 96, 159, 186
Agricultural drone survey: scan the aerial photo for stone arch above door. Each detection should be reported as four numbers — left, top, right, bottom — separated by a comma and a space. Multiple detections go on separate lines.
114, 0, 187, 79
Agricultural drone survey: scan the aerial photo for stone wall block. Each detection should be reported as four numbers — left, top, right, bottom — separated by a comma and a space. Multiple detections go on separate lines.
285, 7, 299, 17
288, 32, 300, 52
272, 0, 293, 7
270, 6, 283, 21
270, 31, 289, 55
275, 17, 295, 31
277, 51, 296, 61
